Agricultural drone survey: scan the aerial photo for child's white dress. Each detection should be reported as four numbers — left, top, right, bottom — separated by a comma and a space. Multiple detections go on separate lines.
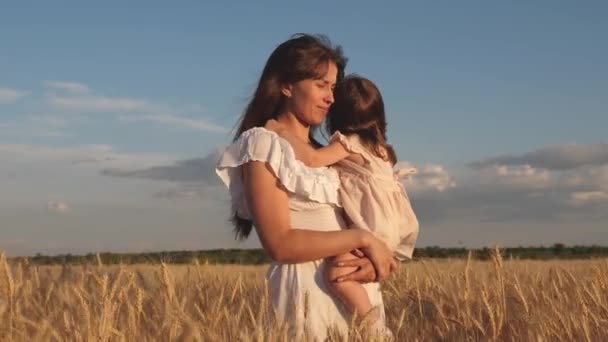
216, 127, 386, 341
330, 131, 419, 260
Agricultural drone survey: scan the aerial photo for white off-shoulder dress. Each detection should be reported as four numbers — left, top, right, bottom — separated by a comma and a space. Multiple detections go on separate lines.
216, 127, 386, 341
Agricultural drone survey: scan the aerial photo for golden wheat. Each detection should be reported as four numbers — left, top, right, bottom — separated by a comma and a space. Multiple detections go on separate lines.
0, 251, 607, 341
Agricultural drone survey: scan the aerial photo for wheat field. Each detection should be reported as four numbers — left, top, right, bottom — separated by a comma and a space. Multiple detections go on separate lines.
1, 249, 607, 341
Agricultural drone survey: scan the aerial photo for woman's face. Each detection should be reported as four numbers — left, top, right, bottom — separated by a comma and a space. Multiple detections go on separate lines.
283, 62, 337, 126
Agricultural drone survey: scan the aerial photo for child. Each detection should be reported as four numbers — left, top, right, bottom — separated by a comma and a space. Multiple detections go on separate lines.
265, 75, 419, 336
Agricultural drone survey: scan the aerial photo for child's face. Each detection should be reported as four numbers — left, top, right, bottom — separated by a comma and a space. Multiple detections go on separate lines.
283, 62, 337, 126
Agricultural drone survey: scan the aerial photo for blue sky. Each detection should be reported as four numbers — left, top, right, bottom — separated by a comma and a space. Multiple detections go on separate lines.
1, 1, 607, 256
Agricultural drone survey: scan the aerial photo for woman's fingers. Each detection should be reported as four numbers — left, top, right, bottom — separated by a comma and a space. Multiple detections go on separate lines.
335, 258, 376, 283
363, 239, 393, 282
351, 248, 364, 258
390, 258, 398, 273
335, 257, 366, 268
376, 264, 389, 282
379, 256, 397, 280
338, 238, 395, 283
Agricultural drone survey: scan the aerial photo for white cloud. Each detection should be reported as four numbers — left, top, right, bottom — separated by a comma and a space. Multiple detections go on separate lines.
42, 81, 154, 113
479, 164, 553, 191
397, 161, 456, 193
0, 115, 69, 138
470, 143, 608, 170
119, 113, 228, 133
0, 87, 28, 104
43, 81, 90, 94
3, 137, 608, 255
101, 148, 224, 184
155, 188, 200, 199
559, 164, 608, 191
438, 145, 608, 222
10, 81, 228, 134
48, 95, 153, 112
70, 141, 608, 224
0, 143, 176, 169
396, 144, 608, 224
47, 200, 71, 214
145, 114, 228, 133
44, 85, 227, 133
569, 191, 608, 206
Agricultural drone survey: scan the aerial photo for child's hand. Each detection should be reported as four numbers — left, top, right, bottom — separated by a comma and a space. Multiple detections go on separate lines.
264, 119, 285, 133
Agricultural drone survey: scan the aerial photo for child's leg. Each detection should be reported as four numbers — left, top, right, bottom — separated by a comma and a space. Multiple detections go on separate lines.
325, 252, 376, 321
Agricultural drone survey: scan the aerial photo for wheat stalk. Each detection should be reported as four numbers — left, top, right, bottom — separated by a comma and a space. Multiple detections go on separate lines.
2, 253, 608, 340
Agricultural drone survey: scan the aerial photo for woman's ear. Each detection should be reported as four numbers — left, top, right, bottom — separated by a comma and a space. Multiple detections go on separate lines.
281, 84, 292, 98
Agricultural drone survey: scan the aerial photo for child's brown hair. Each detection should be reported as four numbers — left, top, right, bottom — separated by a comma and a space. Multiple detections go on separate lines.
327, 75, 397, 165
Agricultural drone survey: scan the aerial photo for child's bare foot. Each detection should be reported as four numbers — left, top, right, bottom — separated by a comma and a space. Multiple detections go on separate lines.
359, 308, 394, 341
366, 319, 394, 341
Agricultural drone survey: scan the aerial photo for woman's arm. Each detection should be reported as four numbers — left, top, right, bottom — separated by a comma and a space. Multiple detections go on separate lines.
244, 160, 396, 281
243, 160, 370, 262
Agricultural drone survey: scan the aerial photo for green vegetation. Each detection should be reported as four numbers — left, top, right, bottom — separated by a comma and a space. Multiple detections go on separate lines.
10, 243, 608, 265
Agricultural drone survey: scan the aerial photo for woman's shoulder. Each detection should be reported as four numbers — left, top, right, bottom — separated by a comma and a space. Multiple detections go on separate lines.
236, 126, 279, 147
216, 126, 287, 168
238, 125, 276, 139
216, 126, 341, 206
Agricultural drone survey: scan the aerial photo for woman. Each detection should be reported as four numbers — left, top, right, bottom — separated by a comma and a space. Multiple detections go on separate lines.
216, 34, 396, 340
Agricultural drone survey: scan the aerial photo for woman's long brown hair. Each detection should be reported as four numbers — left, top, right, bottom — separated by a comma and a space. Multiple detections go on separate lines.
231, 34, 347, 240
327, 75, 397, 165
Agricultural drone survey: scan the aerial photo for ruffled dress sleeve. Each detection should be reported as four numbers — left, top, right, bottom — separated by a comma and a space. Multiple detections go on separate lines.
391, 184, 419, 260
215, 127, 341, 220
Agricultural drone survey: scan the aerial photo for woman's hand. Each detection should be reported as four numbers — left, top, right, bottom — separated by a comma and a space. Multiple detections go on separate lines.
358, 232, 397, 282
333, 236, 397, 283
333, 255, 377, 283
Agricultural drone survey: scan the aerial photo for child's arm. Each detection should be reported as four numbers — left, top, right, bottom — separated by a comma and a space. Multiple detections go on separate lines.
281, 131, 349, 167
264, 119, 350, 167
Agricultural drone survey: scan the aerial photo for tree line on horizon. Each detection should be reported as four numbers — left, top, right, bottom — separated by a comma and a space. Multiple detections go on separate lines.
8, 243, 608, 265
